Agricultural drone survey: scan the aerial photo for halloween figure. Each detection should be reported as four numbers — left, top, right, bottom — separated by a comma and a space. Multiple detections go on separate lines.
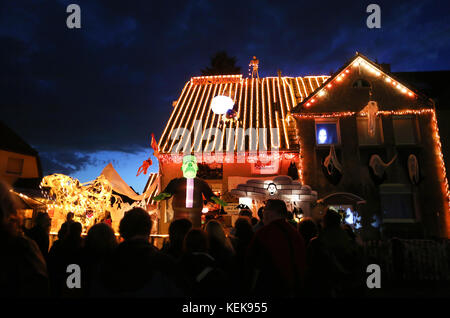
153, 155, 227, 227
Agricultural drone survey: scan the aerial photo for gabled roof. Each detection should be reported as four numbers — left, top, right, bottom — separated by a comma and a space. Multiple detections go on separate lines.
158, 74, 329, 153
291, 52, 431, 114
0, 121, 39, 156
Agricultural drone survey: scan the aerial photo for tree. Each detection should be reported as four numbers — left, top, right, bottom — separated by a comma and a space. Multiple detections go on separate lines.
201, 51, 241, 76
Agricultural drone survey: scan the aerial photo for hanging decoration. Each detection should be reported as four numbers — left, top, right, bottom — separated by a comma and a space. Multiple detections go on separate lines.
153, 154, 227, 227
322, 145, 343, 185
408, 154, 420, 185
368, 153, 398, 184
137, 133, 160, 176
361, 101, 379, 137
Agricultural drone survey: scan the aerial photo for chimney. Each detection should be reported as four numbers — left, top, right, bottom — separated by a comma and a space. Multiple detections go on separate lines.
380, 63, 391, 73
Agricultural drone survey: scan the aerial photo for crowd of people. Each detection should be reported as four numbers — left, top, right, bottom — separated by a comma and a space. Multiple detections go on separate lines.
0, 180, 366, 298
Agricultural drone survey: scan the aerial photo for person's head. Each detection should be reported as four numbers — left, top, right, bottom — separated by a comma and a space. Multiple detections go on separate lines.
263, 199, 287, 224
35, 212, 51, 230
323, 209, 342, 229
257, 206, 264, 221
234, 217, 254, 242
85, 223, 117, 253
250, 217, 258, 226
119, 207, 152, 240
298, 217, 318, 244
239, 209, 252, 218
205, 220, 227, 244
181, 155, 198, 179
0, 180, 21, 237
66, 212, 74, 222
58, 222, 69, 240
169, 218, 193, 247
183, 228, 208, 254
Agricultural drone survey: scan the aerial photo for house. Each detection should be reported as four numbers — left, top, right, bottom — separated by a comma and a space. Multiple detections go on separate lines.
153, 53, 450, 239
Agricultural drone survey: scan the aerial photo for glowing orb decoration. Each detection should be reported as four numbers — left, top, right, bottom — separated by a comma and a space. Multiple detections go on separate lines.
318, 128, 328, 144
211, 95, 234, 115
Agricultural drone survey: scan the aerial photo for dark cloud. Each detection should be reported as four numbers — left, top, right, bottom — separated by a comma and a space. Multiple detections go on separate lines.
1, 0, 449, 176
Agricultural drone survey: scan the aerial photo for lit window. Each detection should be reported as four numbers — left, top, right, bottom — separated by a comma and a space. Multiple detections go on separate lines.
6, 157, 24, 175
380, 184, 415, 221
393, 116, 417, 145
315, 120, 339, 145
357, 117, 383, 145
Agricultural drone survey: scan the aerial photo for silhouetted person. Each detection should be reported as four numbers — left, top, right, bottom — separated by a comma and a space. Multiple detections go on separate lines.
161, 218, 193, 260
239, 209, 253, 218
205, 220, 235, 273
306, 209, 364, 297
253, 207, 264, 232
230, 217, 254, 295
25, 212, 51, 261
0, 181, 49, 297
81, 223, 117, 296
246, 199, 306, 297
47, 221, 84, 297
100, 207, 180, 297
177, 229, 228, 296
298, 217, 318, 248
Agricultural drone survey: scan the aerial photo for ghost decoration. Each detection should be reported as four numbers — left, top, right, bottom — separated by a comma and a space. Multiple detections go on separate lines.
361, 101, 379, 137
408, 154, 420, 185
368, 153, 397, 184
321, 145, 343, 185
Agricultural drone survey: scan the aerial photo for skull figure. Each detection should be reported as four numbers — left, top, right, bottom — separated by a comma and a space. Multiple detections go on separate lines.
267, 183, 277, 196
181, 155, 198, 179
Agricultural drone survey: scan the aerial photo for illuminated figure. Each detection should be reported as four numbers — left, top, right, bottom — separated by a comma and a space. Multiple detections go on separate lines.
249, 56, 259, 79
136, 158, 152, 176
153, 155, 226, 227
318, 128, 328, 144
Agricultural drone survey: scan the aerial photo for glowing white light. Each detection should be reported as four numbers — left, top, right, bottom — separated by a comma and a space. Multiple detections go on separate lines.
345, 208, 354, 224
202, 207, 209, 213
239, 197, 252, 208
186, 178, 194, 208
211, 95, 234, 114
318, 128, 327, 144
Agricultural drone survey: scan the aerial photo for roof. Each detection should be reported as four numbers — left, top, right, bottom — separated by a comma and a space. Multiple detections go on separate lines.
0, 121, 39, 156
158, 74, 329, 153
142, 173, 159, 205
291, 52, 431, 114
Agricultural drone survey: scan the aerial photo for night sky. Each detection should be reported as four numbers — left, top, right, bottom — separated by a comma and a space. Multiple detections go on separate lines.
1, 0, 449, 192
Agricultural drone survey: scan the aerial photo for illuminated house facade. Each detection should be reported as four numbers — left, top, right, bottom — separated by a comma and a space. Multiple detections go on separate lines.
291, 53, 449, 239
154, 53, 450, 239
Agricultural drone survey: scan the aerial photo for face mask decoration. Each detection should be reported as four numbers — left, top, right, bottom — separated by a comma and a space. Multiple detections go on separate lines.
182, 155, 198, 179
267, 183, 277, 196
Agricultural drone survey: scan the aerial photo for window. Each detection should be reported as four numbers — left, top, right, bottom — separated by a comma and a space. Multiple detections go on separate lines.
6, 157, 24, 175
393, 116, 417, 145
380, 184, 416, 221
315, 120, 340, 145
357, 117, 383, 145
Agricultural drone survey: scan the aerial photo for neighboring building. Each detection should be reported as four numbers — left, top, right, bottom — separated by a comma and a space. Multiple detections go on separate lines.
0, 121, 42, 186
153, 53, 450, 239
291, 53, 449, 239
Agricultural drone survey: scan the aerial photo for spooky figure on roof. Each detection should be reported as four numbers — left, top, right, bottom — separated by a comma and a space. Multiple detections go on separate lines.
153, 155, 227, 227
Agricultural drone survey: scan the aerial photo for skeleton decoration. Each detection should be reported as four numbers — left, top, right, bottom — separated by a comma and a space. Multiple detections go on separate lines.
408, 154, 420, 185
368, 153, 398, 184
322, 145, 343, 185
361, 101, 379, 137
